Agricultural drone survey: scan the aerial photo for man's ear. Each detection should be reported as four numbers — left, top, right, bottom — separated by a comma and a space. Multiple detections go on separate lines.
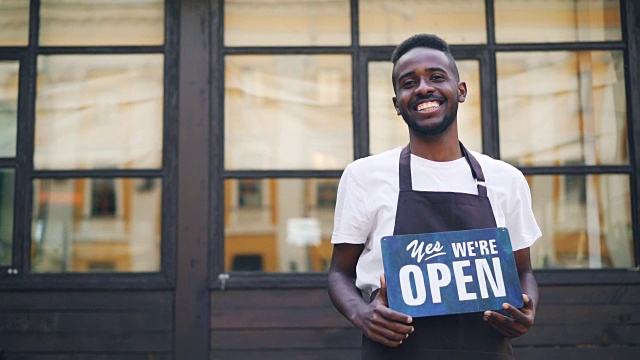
392, 97, 401, 115
457, 81, 467, 103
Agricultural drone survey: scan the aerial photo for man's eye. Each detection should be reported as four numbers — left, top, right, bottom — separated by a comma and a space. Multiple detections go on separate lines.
403, 80, 416, 87
431, 75, 445, 81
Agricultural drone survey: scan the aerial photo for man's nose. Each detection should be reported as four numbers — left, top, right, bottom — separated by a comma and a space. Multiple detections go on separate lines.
414, 78, 434, 95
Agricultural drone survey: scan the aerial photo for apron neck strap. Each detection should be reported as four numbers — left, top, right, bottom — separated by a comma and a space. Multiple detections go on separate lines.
460, 143, 488, 197
399, 143, 488, 196
399, 145, 413, 190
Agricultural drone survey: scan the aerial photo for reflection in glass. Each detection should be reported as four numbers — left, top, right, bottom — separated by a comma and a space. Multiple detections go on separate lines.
495, 0, 621, 43
31, 178, 162, 273
0, 170, 15, 266
39, 0, 164, 46
225, 0, 350, 46
0, 61, 19, 157
225, 55, 352, 170
368, 60, 482, 155
35, 54, 164, 170
359, 0, 486, 45
0, 0, 29, 46
498, 51, 627, 166
225, 178, 339, 272
91, 178, 117, 217
529, 174, 632, 269
238, 179, 263, 209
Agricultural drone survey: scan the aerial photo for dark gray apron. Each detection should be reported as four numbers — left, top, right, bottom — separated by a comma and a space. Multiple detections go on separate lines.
361, 144, 513, 360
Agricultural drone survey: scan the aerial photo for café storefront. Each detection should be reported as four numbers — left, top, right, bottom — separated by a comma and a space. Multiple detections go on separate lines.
0, 0, 639, 359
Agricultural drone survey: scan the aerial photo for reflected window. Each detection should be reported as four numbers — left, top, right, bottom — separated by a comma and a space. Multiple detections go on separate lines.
35, 54, 164, 170
497, 51, 627, 167
39, 0, 165, 46
87, 261, 116, 272
31, 178, 162, 273
368, 60, 482, 154
224, 0, 350, 46
232, 254, 263, 272
0, 170, 15, 266
90, 179, 117, 217
528, 174, 633, 269
316, 180, 339, 209
238, 180, 262, 209
225, 55, 353, 170
225, 178, 337, 273
359, 0, 486, 45
495, 0, 621, 43
0, 61, 19, 158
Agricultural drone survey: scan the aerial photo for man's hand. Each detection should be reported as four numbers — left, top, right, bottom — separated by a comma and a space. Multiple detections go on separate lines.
353, 275, 414, 347
483, 293, 535, 338
328, 244, 415, 347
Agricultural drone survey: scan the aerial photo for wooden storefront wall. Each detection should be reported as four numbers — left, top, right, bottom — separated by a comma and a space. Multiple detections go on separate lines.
0, 291, 174, 359
0, 285, 638, 359
210, 286, 640, 360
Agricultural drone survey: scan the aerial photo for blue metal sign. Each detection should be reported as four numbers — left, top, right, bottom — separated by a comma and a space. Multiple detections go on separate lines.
381, 227, 524, 317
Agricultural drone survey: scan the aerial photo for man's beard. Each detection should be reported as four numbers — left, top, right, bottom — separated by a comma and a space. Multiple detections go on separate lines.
399, 105, 458, 138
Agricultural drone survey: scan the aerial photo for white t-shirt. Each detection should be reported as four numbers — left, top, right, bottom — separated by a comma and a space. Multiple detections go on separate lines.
331, 147, 542, 297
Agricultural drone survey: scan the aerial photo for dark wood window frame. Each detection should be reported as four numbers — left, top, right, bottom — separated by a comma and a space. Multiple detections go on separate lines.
0, 0, 179, 290
212, 0, 640, 290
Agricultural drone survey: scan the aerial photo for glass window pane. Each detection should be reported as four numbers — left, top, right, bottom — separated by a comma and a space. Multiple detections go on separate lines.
359, 0, 486, 45
225, 55, 352, 170
35, 54, 164, 170
224, 0, 350, 46
39, 0, 164, 46
369, 60, 482, 155
0, 61, 19, 157
497, 51, 627, 166
31, 178, 162, 273
0, 169, 15, 266
0, 0, 29, 46
529, 174, 633, 269
495, 0, 621, 43
225, 178, 338, 272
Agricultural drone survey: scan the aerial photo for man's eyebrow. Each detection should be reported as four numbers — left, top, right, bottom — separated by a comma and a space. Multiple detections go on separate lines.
426, 67, 448, 74
397, 67, 449, 82
397, 70, 415, 82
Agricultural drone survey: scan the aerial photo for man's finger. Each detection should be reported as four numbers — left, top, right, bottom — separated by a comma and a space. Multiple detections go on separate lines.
500, 303, 529, 323
483, 311, 522, 337
497, 294, 534, 324
375, 274, 413, 325
377, 275, 388, 306
373, 303, 414, 325
522, 294, 533, 310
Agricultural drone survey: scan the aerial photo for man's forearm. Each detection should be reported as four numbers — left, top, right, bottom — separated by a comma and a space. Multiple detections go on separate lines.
519, 270, 539, 311
328, 269, 368, 327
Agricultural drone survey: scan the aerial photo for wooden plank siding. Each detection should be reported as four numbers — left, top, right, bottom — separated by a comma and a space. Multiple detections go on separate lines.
0, 291, 173, 359
0, 284, 637, 359
210, 284, 640, 359
210, 288, 358, 360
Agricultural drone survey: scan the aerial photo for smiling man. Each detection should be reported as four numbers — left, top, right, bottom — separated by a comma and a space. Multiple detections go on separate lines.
393, 46, 462, 141
328, 34, 541, 360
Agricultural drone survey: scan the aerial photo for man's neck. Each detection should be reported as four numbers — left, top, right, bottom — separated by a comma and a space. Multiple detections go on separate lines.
408, 127, 462, 162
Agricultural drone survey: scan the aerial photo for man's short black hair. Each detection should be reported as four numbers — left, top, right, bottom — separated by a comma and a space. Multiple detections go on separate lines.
391, 34, 459, 90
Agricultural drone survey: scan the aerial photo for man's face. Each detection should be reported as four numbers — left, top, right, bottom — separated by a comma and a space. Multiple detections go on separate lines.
392, 47, 467, 138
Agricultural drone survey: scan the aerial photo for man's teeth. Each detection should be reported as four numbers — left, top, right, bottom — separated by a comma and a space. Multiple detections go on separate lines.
417, 101, 440, 111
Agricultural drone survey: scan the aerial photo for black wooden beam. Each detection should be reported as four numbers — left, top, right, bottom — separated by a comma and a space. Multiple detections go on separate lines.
175, 0, 211, 358
623, 0, 640, 268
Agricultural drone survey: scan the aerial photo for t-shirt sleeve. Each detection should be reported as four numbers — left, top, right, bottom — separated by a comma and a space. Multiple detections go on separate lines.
507, 171, 542, 251
331, 164, 371, 244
